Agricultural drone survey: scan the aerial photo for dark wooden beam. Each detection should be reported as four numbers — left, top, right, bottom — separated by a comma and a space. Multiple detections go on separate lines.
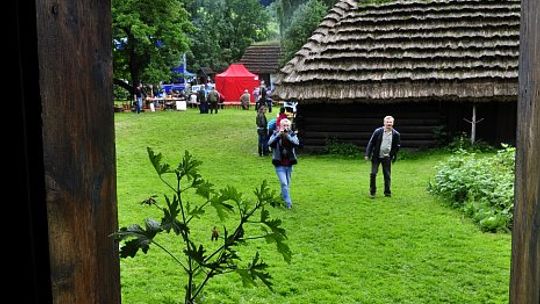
34, 0, 120, 303
510, 0, 540, 302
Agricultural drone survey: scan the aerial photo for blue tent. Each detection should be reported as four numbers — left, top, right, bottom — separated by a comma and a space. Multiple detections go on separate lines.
172, 65, 195, 82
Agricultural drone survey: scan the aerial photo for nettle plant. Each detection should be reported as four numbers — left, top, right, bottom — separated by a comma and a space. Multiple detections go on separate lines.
113, 148, 291, 304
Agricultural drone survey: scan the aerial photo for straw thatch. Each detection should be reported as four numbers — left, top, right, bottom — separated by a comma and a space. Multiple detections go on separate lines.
239, 42, 282, 74
273, 0, 520, 103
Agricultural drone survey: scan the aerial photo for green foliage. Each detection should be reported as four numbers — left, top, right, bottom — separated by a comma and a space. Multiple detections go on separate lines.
280, 0, 328, 64
428, 145, 515, 232
113, 148, 291, 304
114, 84, 130, 101
186, 0, 272, 72
112, 0, 193, 86
324, 137, 361, 158
446, 133, 497, 153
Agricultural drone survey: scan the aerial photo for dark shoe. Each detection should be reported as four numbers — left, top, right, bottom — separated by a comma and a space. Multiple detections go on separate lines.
370, 194, 375, 199
384, 194, 391, 197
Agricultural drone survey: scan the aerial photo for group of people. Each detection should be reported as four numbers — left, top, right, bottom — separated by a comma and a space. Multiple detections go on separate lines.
195, 86, 221, 114
262, 114, 400, 209
239, 81, 274, 111
133, 82, 189, 113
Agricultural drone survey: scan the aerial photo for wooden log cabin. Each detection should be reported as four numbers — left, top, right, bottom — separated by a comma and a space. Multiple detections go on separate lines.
273, 0, 520, 151
239, 41, 282, 89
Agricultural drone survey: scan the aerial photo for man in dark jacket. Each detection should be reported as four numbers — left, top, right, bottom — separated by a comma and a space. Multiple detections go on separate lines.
364, 116, 401, 198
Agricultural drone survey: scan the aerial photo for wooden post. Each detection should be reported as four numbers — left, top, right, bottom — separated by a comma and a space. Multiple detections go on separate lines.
510, 0, 540, 302
463, 104, 484, 144
32, 0, 121, 303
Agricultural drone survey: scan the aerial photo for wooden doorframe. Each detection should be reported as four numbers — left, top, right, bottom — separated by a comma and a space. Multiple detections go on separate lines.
15, 0, 120, 303
510, 0, 540, 302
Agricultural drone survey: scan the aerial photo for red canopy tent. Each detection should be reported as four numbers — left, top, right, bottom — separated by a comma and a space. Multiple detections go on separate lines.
215, 64, 260, 102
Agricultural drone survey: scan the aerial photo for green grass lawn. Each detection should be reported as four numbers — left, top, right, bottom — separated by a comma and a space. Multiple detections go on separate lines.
115, 109, 511, 304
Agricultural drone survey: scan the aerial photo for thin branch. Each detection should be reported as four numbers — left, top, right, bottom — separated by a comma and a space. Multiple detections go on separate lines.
151, 240, 188, 272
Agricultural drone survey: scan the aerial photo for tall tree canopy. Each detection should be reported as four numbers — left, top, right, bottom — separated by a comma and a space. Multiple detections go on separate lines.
274, 0, 336, 37
280, 0, 328, 64
186, 0, 272, 73
112, 0, 193, 91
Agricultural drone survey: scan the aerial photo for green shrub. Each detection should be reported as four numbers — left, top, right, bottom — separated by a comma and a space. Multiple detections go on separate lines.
428, 145, 515, 232
446, 133, 496, 153
324, 137, 361, 158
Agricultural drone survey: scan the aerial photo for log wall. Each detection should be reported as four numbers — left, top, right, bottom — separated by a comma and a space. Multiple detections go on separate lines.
296, 102, 516, 151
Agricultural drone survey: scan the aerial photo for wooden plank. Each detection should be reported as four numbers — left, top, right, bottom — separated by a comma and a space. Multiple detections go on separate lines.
300, 138, 436, 147
36, 1, 120, 303
305, 131, 435, 139
510, 0, 540, 302
303, 117, 441, 125
306, 124, 437, 133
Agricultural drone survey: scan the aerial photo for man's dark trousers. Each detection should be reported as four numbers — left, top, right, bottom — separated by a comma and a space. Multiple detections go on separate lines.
370, 157, 392, 196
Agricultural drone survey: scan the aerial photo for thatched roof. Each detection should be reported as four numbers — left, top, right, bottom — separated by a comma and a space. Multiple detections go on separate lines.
273, 0, 520, 103
239, 42, 282, 74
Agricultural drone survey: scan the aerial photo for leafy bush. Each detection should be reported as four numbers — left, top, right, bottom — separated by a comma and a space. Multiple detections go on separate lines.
446, 133, 496, 153
325, 137, 361, 158
113, 148, 291, 304
428, 145, 515, 232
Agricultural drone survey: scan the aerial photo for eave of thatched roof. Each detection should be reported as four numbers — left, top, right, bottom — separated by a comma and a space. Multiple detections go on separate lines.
239, 42, 282, 74
273, 0, 520, 104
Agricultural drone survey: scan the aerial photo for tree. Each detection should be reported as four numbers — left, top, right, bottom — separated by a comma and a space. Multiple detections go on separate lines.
280, 0, 328, 64
112, 0, 193, 93
186, 0, 272, 73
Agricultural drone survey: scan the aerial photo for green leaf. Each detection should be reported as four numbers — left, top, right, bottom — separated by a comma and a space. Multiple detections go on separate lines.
177, 151, 203, 181
161, 195, 189, 235
194, 180, 214, 200
210, 192, 235, 221
113, 219, 162, 258
248, 252, 274, 290
147, 147, 171, 175
184, 244, 207, 265
254, 180, 280, 208
186, 201, 206, 219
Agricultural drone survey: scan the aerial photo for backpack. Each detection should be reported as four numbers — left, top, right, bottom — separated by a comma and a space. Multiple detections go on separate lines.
267, 118, 277, 132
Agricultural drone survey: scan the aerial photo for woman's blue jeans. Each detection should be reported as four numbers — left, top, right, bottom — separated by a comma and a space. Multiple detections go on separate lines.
275, 166, 293, 208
